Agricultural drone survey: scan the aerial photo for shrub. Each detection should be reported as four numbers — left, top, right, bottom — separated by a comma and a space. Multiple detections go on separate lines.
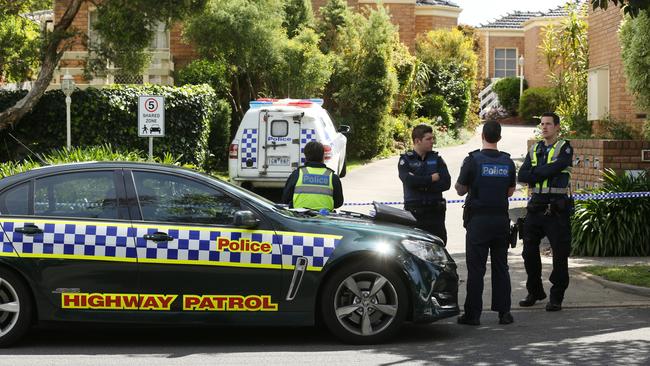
175, 59, 230, 98
644, 119, 650, 140
0, 84, 231, 170
519, 87, 557, 122
416, 94, 453, 129
425, 62, 471, 128
493, 77, 526, 116
571, 169, 650, 256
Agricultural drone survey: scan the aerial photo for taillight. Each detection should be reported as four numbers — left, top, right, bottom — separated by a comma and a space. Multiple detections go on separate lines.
323, 145, 332, 161
229, 144, 238, 159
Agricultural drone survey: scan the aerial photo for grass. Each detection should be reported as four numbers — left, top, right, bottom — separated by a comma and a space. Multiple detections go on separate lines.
582, 266, 650, 288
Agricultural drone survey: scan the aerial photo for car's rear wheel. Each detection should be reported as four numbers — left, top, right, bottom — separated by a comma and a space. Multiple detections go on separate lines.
0, 268, 32, 347
321, 262, 408, 344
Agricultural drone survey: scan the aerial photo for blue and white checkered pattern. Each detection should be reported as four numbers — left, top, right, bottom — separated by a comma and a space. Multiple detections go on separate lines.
0, 220, 341, 271
300, 128, 316, 164
240, 128, 258, 169
1, 221, 135, 259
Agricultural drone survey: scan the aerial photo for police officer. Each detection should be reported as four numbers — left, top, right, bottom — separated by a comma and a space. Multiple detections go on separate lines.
518, 112, 573, 312
455, 120, 515, 325
282, 141, 344, 211
398, 124, 451, 243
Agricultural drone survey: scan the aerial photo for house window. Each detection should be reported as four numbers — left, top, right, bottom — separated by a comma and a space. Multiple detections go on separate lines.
88, 10, 101, 47
494, 48, 517, 78
149, 21, 169, 50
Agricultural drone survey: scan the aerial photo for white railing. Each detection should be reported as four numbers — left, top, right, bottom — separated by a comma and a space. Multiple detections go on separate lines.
478, 80, 501, 120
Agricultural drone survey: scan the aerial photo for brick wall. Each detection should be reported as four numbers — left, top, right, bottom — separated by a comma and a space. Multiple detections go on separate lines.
415, 15, 457, 36
359, 3, 416, 50
170, 23, 197, 70
523, 26, 551, 88
487, 36, 524, 79
55, 0, 90, 53
589, 6, 646, 133
529, 139, 650, 189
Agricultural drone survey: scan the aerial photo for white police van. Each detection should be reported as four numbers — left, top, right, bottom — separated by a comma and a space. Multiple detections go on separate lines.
228, 98, 349, 188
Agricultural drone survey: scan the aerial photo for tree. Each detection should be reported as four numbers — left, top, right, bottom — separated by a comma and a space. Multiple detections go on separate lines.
0, 0, 206, 130
184, 0, 286, 118
541, 2, 589, 133
591, 0, 650, 17
283, 0, 315, 38
620, 10, 650, 111
316, 0, 351, 54
0, 12, 40, 83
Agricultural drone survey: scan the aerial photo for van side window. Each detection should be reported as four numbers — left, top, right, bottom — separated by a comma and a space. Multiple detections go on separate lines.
34, 171, 118, 219
271, 120, 289, 137
133, 171, 243, 225
0, 182, 29, 215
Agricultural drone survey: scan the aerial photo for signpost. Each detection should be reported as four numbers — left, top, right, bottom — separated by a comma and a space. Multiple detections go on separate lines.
138, 96, 165, 160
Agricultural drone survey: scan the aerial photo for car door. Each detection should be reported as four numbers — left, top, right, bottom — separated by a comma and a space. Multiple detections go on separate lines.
259, 110, 302, 175
126, 169, 283, 318
0, 169, 138, 317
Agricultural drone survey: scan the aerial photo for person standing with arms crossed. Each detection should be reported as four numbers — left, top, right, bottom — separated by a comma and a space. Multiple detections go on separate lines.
517, 112, 573, 312
398, 124, 451, 244
455, 120, 515, 325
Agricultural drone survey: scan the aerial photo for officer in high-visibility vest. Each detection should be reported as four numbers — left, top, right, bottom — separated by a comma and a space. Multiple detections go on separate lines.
455, 120, 516, 326
517, 112, 573, 312
398, 124, 451, 244
282, 141, 344, 211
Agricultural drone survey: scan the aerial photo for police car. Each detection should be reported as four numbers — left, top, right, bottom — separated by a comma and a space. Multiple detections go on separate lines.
228, 98, 349, 188
0, 162, 458, 346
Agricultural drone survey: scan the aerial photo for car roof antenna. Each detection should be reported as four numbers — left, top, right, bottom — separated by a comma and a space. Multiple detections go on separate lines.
7, 132, 49, 166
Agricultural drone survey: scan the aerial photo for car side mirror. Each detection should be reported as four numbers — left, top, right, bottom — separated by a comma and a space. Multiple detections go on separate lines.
337, 125, 351, 134
233, 210, 260, 228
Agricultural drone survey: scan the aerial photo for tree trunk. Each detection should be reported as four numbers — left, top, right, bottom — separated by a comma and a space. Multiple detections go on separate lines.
0, 0, 84, 130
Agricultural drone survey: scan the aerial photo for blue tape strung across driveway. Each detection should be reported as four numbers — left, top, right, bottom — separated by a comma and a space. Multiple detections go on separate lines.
342, 191, 650, 207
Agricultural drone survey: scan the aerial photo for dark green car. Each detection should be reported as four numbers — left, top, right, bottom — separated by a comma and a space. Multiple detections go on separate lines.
0, 162, 458, 346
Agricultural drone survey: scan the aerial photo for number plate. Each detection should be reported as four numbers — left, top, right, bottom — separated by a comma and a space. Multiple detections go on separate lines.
268, 156, 290, 166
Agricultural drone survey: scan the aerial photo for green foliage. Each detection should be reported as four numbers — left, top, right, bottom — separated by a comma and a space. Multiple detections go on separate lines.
271, 28, 333, 98
572, 169, 650, 256
415, 29, 477, 128
541, 2, 589, 133
316, 0, 351, 53
416, 94, 454, 129
0, 144, 188, 179
392, 41, 417, 115
644, 119, 650, 140
602, 116, 639, 140
329, 7, 398, 159
0, 84, 230, 169
493, 77, 527, 116
0, 4, 41, 82
175, 59, 231, 98
85, 0, 207, 78
283, 0, 315, 38
620, 10, 650, 111
519, 87, 557, 122
583, 265, 650, 288
591, 0, 650, 17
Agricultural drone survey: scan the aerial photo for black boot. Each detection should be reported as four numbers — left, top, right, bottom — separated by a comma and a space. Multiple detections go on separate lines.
518, 293, 547, 307
498, 312, 514, 324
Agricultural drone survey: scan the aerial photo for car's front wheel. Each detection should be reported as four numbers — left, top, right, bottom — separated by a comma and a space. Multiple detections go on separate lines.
321, 261, 408, 344
0, 267, 33, 347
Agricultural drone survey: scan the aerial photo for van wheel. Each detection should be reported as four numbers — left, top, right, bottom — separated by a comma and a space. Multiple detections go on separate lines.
320, 261, 407, 344
0, 268, 33, 347
339, 162, 347, 178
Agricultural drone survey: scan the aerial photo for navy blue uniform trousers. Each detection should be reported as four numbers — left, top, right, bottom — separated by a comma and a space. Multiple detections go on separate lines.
464, 215, 511, 318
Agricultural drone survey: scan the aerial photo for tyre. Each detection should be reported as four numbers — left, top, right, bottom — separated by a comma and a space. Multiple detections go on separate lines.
0, 267, 33, 347
321, 261, 408, 344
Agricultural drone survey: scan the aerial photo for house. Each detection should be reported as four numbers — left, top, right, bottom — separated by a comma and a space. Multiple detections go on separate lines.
49, 0, 461, 90
476, 4, 574, 87
587, 5, 646, 133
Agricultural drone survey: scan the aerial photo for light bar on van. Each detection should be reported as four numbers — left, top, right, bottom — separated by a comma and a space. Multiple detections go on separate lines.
249, 100, 274, 109
249, 98, 324, 108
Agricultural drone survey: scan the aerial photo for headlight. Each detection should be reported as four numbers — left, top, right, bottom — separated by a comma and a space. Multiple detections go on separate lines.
401, 239, 448, 264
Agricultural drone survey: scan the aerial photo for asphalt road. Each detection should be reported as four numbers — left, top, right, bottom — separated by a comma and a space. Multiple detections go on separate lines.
1, 307, 648, 365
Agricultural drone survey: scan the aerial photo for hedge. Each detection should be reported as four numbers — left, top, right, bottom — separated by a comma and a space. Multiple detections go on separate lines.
493, 77, 527, 116
519, 87, 556, 123
0, 84, 231, 169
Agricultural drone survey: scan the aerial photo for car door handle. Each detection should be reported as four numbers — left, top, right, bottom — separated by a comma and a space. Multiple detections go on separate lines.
143, 232, 173, 242
15, 224, 43, 235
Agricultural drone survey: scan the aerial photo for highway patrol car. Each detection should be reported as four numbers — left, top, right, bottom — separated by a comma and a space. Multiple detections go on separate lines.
0, 162, 458, 346
228, 98, 349, 188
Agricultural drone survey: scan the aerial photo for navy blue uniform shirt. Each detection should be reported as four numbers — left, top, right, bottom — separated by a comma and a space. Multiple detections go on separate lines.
398, 150, 451, 206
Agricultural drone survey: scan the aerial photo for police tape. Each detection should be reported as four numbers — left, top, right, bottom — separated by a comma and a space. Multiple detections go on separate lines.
341, 191, 650, 206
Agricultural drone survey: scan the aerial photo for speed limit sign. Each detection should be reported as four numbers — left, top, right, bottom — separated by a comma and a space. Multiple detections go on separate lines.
138, 95, 165, 137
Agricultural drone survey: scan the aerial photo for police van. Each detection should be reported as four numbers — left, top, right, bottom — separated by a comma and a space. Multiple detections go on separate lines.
228, 98, 349, 188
